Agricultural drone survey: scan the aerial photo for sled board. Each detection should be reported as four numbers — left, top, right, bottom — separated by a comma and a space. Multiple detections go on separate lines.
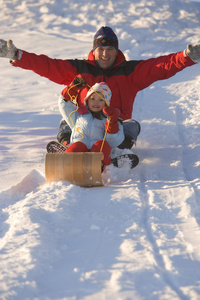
45, 152, 103, 187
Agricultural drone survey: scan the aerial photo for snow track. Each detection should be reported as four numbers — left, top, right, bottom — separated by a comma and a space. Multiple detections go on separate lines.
139, 180, 200, 299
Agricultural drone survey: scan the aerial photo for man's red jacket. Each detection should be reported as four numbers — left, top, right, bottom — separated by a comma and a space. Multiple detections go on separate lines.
12, 49, 195, 120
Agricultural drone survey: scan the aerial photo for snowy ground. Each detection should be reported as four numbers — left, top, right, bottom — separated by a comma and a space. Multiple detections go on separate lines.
0, 0, 200, 299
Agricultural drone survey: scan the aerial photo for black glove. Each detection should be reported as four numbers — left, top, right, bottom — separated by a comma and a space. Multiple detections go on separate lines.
72, 76, 87, 88
0, 39, 18, 60
61, 76, 87, 101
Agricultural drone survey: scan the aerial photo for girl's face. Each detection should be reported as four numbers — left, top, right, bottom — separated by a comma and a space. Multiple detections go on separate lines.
87, 92, 106, 112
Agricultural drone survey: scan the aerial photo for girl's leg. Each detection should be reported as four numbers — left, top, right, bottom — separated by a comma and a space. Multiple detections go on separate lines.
65, 141, 89, 152
91, 140, 111, 166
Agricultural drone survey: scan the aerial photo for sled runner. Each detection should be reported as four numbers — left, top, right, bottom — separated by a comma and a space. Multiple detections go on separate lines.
45, 152, 103, 187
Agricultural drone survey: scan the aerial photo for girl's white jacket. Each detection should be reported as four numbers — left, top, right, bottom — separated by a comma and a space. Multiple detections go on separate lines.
58, 96, 125, 149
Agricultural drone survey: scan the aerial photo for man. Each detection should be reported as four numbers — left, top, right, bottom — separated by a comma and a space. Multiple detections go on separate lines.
0, 26, 200, 148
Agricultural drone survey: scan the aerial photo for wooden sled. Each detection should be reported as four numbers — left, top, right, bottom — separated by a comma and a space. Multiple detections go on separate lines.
45, 152, 104, 187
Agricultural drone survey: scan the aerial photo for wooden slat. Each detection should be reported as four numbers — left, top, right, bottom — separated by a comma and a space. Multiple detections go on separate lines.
45, 152, 103, 187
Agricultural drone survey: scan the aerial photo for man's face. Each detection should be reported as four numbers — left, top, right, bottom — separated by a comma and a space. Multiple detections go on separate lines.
93, 46, 118, 69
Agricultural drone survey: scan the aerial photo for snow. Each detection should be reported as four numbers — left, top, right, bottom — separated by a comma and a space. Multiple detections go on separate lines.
0, 0, 200, 299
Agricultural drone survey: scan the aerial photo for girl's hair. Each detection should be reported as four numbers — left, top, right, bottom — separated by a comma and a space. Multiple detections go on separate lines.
89, 110, 106, 120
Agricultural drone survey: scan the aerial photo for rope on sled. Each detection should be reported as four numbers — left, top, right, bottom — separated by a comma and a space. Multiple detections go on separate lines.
67, 82, 84, 142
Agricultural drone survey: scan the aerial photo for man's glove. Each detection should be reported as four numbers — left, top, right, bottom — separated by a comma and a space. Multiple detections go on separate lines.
72, 76, 87, 88
185, 43, 200, 63
0, 39, 18, 60
103, 106, 119, 134
61, 76, 87, 101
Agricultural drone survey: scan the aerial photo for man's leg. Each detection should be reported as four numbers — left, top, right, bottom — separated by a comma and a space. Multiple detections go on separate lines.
118, 119, 141, 149
57, 119, 72, 145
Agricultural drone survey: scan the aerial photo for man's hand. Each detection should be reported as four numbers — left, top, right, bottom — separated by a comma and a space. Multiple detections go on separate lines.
186, 43, 200, 63
72, 76, 87, 88
0, 39, 18, 60
61, 76, 87, 101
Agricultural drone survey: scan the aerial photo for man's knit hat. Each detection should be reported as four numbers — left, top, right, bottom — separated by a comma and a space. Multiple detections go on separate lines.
93, 26, 118, 50
84, 82, 112, 106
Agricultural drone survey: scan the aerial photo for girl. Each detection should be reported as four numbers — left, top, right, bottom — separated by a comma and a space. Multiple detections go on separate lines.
58, 81, 124, 169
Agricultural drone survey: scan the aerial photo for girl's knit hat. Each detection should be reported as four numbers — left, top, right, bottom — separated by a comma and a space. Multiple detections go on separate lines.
84, 82, 112, 105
